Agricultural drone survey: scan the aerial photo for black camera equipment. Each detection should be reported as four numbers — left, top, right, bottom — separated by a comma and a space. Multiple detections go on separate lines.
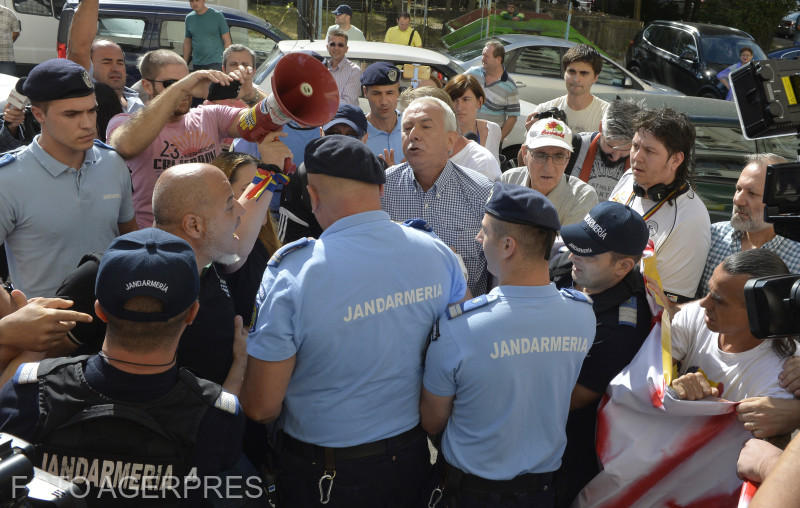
730, 59, 800, 339
0, 433, 84, 507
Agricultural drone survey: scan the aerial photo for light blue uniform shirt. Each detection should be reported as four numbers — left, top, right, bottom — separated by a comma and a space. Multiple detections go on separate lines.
366, 111, 403, 159
232, 123, 320, 166
248, 210, 466, 446
0, 137, 134, 297
424, 284, 596, 480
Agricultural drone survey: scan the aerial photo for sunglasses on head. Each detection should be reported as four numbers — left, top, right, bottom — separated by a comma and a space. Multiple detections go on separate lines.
147, 78, 179, 88
328, 41, 346, 48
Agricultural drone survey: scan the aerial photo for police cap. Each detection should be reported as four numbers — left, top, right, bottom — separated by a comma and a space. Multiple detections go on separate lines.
17, 58, 94, 103
485, 182, 560, 231
561, 201, 648, 257
360, 62, 400, 87
304, 135, 385, 184
322, 104, 368, 138
96, 228, 200, 322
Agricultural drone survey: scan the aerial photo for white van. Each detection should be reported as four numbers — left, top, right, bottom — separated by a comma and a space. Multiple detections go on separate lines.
0, 0, 64, 73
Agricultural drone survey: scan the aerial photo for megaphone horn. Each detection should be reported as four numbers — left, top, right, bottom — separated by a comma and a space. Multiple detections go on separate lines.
236, 52, 340, 143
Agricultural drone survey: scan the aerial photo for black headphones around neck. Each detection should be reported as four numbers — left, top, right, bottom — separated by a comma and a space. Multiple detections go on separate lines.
632, 181, 688, 202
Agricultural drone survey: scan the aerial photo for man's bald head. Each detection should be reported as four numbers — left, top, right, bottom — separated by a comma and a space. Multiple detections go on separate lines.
91, 39, 127, 92
153, 163, 228, 230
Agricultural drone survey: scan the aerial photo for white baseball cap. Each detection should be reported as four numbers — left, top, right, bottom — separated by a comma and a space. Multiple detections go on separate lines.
525, 118, 573, 152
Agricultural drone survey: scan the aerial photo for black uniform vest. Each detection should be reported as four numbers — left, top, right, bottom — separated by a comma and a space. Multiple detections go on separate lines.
30, 356, 223, 507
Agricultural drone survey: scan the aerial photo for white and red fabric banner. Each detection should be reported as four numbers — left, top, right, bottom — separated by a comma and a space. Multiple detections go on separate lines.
572, 246, 756, 508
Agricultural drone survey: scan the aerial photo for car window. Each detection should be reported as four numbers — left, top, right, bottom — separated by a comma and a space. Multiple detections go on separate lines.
780, 49, 800, 60
644, 26, 675, 54
229, 26, 276, 68
13, 0, 52, 16
674, 31, 698, 60
509, 46, 562, 78
597, 58, 633, 87
159, 19, 186, 55
97, 17, 146, 51
700, 36, 767, 67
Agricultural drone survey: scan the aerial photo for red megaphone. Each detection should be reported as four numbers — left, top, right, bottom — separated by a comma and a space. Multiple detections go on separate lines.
236, 52, 339, 143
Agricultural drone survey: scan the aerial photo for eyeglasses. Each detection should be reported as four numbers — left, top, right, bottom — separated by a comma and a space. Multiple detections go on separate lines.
147, 78, 179, 89
530, 152, 570, 164
328, 42, 346, 48
602, 136, 632, 152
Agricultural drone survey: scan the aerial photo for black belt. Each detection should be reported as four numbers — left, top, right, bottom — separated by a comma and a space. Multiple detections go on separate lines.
445, 462, 553, 494
281, 425, 424, 463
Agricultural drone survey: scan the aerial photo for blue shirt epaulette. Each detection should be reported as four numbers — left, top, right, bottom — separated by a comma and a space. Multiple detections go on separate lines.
213, 391, 240, 415
0, 152, 17, 168
14, 362, 40, 384
618, 296, 638, 327
447, 293, 498, 319
402, 218, 433, 232
560, 288, 593, 305
93, 139, 116, 151
267, 237, 313, 267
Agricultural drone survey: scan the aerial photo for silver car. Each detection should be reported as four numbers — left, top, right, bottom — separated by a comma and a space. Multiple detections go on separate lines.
449, 34, 682, 105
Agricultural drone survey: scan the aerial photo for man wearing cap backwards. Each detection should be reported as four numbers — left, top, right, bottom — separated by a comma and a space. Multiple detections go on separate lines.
241, 135, 466, 506
608, 107, 710, 302
502, 117, 598, 226
555, 201, 652, 507
277, 103, 371, 243
421, 182, 595, 508
326, 4, 366, 42
567, 98, 643, 201
107, 48, 267, 228
0, 228, 246, 504
362, 61, 404, 162
383, 96, 493, 297
0, 58, 137, 298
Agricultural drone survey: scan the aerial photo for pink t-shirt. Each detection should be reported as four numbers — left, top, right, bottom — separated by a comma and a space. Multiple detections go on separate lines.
107, 104, 240, 228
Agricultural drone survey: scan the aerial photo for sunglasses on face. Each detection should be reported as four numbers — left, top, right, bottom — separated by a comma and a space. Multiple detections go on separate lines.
148, 78, 179, 88
328, 42, 346, 48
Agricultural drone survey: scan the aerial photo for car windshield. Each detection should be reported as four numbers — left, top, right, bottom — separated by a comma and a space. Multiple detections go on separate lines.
700, 36, 767, 70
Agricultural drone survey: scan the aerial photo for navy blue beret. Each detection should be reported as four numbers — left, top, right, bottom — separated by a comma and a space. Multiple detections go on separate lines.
18, 58, 94, 102
485, 182, 560, 231
361, 62, 400, 87
304, 135, 385, 184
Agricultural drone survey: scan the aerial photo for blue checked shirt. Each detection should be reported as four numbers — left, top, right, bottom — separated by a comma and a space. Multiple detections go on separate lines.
697, 221, 800, 298
382, 161, 493, 296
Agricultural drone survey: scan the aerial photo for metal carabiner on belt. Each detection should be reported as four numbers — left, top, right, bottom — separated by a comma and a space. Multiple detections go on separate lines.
428, 486, 443, 508
318, 470, 335, 505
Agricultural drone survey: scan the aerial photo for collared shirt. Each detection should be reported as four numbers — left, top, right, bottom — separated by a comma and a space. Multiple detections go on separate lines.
327, 56, 362, 107
501, 167, 598, 226
423, 284, 596, 479
248, 210, 466, 446
697, 221, 800, 298
122, 87, 144, 113
0, 6, 20, 62
366, 110, 403, 159
382, 160, 492, 296
0, 136, 134, 296
466, 66, 520, 126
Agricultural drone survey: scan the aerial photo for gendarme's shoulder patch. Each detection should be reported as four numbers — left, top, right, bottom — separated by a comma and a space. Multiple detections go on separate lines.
213, 391, 240, 415
14, 362, 40, 384
93, 139, 116, 151
618, 296, 638, 327
447, 293, 498, 319
560, 288, 593, 305
402, 218, 433, 232
267, 237, 313, 267
0, 153, 17, 168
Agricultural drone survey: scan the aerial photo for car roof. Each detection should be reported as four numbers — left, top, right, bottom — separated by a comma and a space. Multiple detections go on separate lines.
62, 0, 267, 25
276, 39, 456, 66
649, 20, 754, 38
480, 34, 577, 49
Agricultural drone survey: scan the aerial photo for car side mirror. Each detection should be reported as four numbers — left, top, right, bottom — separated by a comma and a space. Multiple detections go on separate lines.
680, 50, 697, 62
624, 76, 633, 87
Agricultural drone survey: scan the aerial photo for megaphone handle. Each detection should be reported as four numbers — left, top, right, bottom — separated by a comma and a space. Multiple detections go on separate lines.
283, 157, 296, 174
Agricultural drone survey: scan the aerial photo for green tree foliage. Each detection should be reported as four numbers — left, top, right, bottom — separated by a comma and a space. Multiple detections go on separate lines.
694, 0, 795, 50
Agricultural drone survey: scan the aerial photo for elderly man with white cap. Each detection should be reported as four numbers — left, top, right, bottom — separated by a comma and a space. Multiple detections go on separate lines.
501, 117, 597, 226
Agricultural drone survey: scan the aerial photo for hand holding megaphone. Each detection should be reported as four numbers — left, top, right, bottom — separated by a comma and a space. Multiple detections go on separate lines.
235, 52, 339, 144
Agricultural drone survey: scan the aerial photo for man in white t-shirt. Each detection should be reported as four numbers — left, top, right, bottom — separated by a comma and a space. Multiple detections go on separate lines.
669, 249, 798, 403
527, 44, 609, 134
608, 107, 710, 301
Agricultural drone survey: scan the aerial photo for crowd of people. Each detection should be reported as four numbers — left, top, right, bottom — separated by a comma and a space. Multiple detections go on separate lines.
0, 0, 799, 506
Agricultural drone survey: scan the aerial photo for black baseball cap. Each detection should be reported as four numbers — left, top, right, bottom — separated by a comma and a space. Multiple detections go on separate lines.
561, 201, 649, 256
323, 104, 368, 138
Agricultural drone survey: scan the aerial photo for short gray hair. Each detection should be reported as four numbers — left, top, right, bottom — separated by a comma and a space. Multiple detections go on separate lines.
222, 44, 256, 69
406, 96, 457, 133
601, 98, 644, 140
744, 153, 788, 171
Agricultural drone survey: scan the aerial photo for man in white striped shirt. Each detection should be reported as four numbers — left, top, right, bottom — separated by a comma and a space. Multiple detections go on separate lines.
326, 30, 362, 107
